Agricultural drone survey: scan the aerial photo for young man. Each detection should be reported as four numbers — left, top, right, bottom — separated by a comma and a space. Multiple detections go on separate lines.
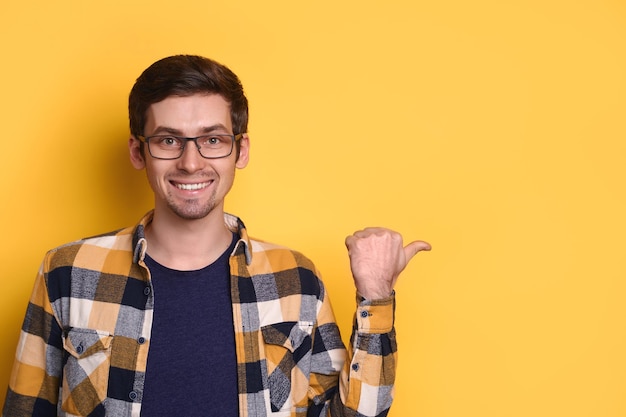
3, 55, 430, 417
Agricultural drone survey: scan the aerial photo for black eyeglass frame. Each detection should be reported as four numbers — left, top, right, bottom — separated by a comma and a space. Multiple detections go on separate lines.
137, 133, 244, 160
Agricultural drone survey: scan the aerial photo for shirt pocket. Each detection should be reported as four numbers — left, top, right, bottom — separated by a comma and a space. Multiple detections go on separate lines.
261, 321, 314, 414
61, 328, 113, 416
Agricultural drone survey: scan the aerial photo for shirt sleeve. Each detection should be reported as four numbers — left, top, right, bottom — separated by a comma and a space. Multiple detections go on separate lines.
338, 294, 397, 416
308, 285, 397, 417
3, 260, 63, 417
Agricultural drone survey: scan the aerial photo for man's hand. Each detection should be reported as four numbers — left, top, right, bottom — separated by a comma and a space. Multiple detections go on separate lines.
345, 228, 431, 300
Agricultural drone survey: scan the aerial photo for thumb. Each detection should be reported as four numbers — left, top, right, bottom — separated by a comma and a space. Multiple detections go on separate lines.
403, 240, 432, 263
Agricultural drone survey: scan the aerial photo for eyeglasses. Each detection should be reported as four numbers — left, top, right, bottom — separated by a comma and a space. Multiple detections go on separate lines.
138, 133, 243, 160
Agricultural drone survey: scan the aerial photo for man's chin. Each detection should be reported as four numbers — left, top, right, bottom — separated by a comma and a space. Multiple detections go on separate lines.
169, 201, 217, 220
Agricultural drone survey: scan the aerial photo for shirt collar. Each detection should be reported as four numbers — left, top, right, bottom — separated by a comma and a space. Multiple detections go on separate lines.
131, 210, 253, 265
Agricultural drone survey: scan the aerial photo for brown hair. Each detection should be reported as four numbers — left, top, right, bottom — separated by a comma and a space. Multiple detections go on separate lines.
129, 55, 248, 137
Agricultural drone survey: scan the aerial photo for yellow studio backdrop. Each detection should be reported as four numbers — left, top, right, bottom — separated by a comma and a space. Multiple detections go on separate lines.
1, 1, 625, 416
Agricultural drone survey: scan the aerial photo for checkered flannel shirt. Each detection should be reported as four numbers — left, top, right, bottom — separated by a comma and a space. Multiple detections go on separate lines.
3, 211, 398, 417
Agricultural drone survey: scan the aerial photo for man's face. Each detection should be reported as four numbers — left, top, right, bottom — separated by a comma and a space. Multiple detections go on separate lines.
129, 93, 249, 221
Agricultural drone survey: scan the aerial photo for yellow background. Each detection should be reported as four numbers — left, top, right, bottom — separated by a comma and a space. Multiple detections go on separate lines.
1, 1, 625, 415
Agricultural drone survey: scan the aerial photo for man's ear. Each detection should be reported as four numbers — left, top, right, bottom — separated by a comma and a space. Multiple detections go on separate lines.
129, 136, 145, 169
236, 134, 250, 169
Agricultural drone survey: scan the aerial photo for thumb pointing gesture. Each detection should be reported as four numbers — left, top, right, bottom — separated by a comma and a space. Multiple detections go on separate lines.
345, 228, 431, 300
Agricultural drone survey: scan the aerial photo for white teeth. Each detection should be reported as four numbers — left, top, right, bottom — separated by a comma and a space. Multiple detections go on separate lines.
176, 182, 209, 190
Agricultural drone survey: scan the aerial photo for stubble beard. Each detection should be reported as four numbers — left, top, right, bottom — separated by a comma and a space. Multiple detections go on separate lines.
167, 190, 218, 220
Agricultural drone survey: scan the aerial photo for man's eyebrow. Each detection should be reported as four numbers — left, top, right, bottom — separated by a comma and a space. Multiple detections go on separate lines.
149, 124, 231, 135
149, 126, 183, 135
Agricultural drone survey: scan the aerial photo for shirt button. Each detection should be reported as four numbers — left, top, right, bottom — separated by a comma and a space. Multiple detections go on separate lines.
129, 391, 138, 400
76, 344, 84, 354
144, 287, 151, 296
352, 363, 360, 372
360, 310, 369, 318
138, 337, 146, 344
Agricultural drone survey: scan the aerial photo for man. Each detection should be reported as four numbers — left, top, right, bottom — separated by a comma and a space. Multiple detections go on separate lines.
3, 55, 430, 417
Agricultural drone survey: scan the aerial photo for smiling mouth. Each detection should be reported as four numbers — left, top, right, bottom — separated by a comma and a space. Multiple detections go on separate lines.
174, 181, 211, 191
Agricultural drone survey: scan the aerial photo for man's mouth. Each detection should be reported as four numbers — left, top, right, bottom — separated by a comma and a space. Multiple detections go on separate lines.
173, 181, 212, 191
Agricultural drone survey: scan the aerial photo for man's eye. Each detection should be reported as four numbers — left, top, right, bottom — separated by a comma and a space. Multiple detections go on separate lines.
157, 136, 180, 146
200, 136, 225, 146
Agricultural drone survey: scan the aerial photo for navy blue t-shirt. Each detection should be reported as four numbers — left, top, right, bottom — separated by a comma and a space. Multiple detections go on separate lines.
140, 235, 239, 416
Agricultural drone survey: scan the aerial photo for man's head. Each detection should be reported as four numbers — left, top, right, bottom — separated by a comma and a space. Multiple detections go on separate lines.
129, 55, 248, 138
127, 55, 251, 222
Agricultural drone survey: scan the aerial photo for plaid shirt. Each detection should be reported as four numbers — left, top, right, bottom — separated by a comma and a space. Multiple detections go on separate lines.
3, 211, 398, 417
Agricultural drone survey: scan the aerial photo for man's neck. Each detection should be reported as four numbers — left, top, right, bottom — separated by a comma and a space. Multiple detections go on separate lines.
145, 208, 233, 271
